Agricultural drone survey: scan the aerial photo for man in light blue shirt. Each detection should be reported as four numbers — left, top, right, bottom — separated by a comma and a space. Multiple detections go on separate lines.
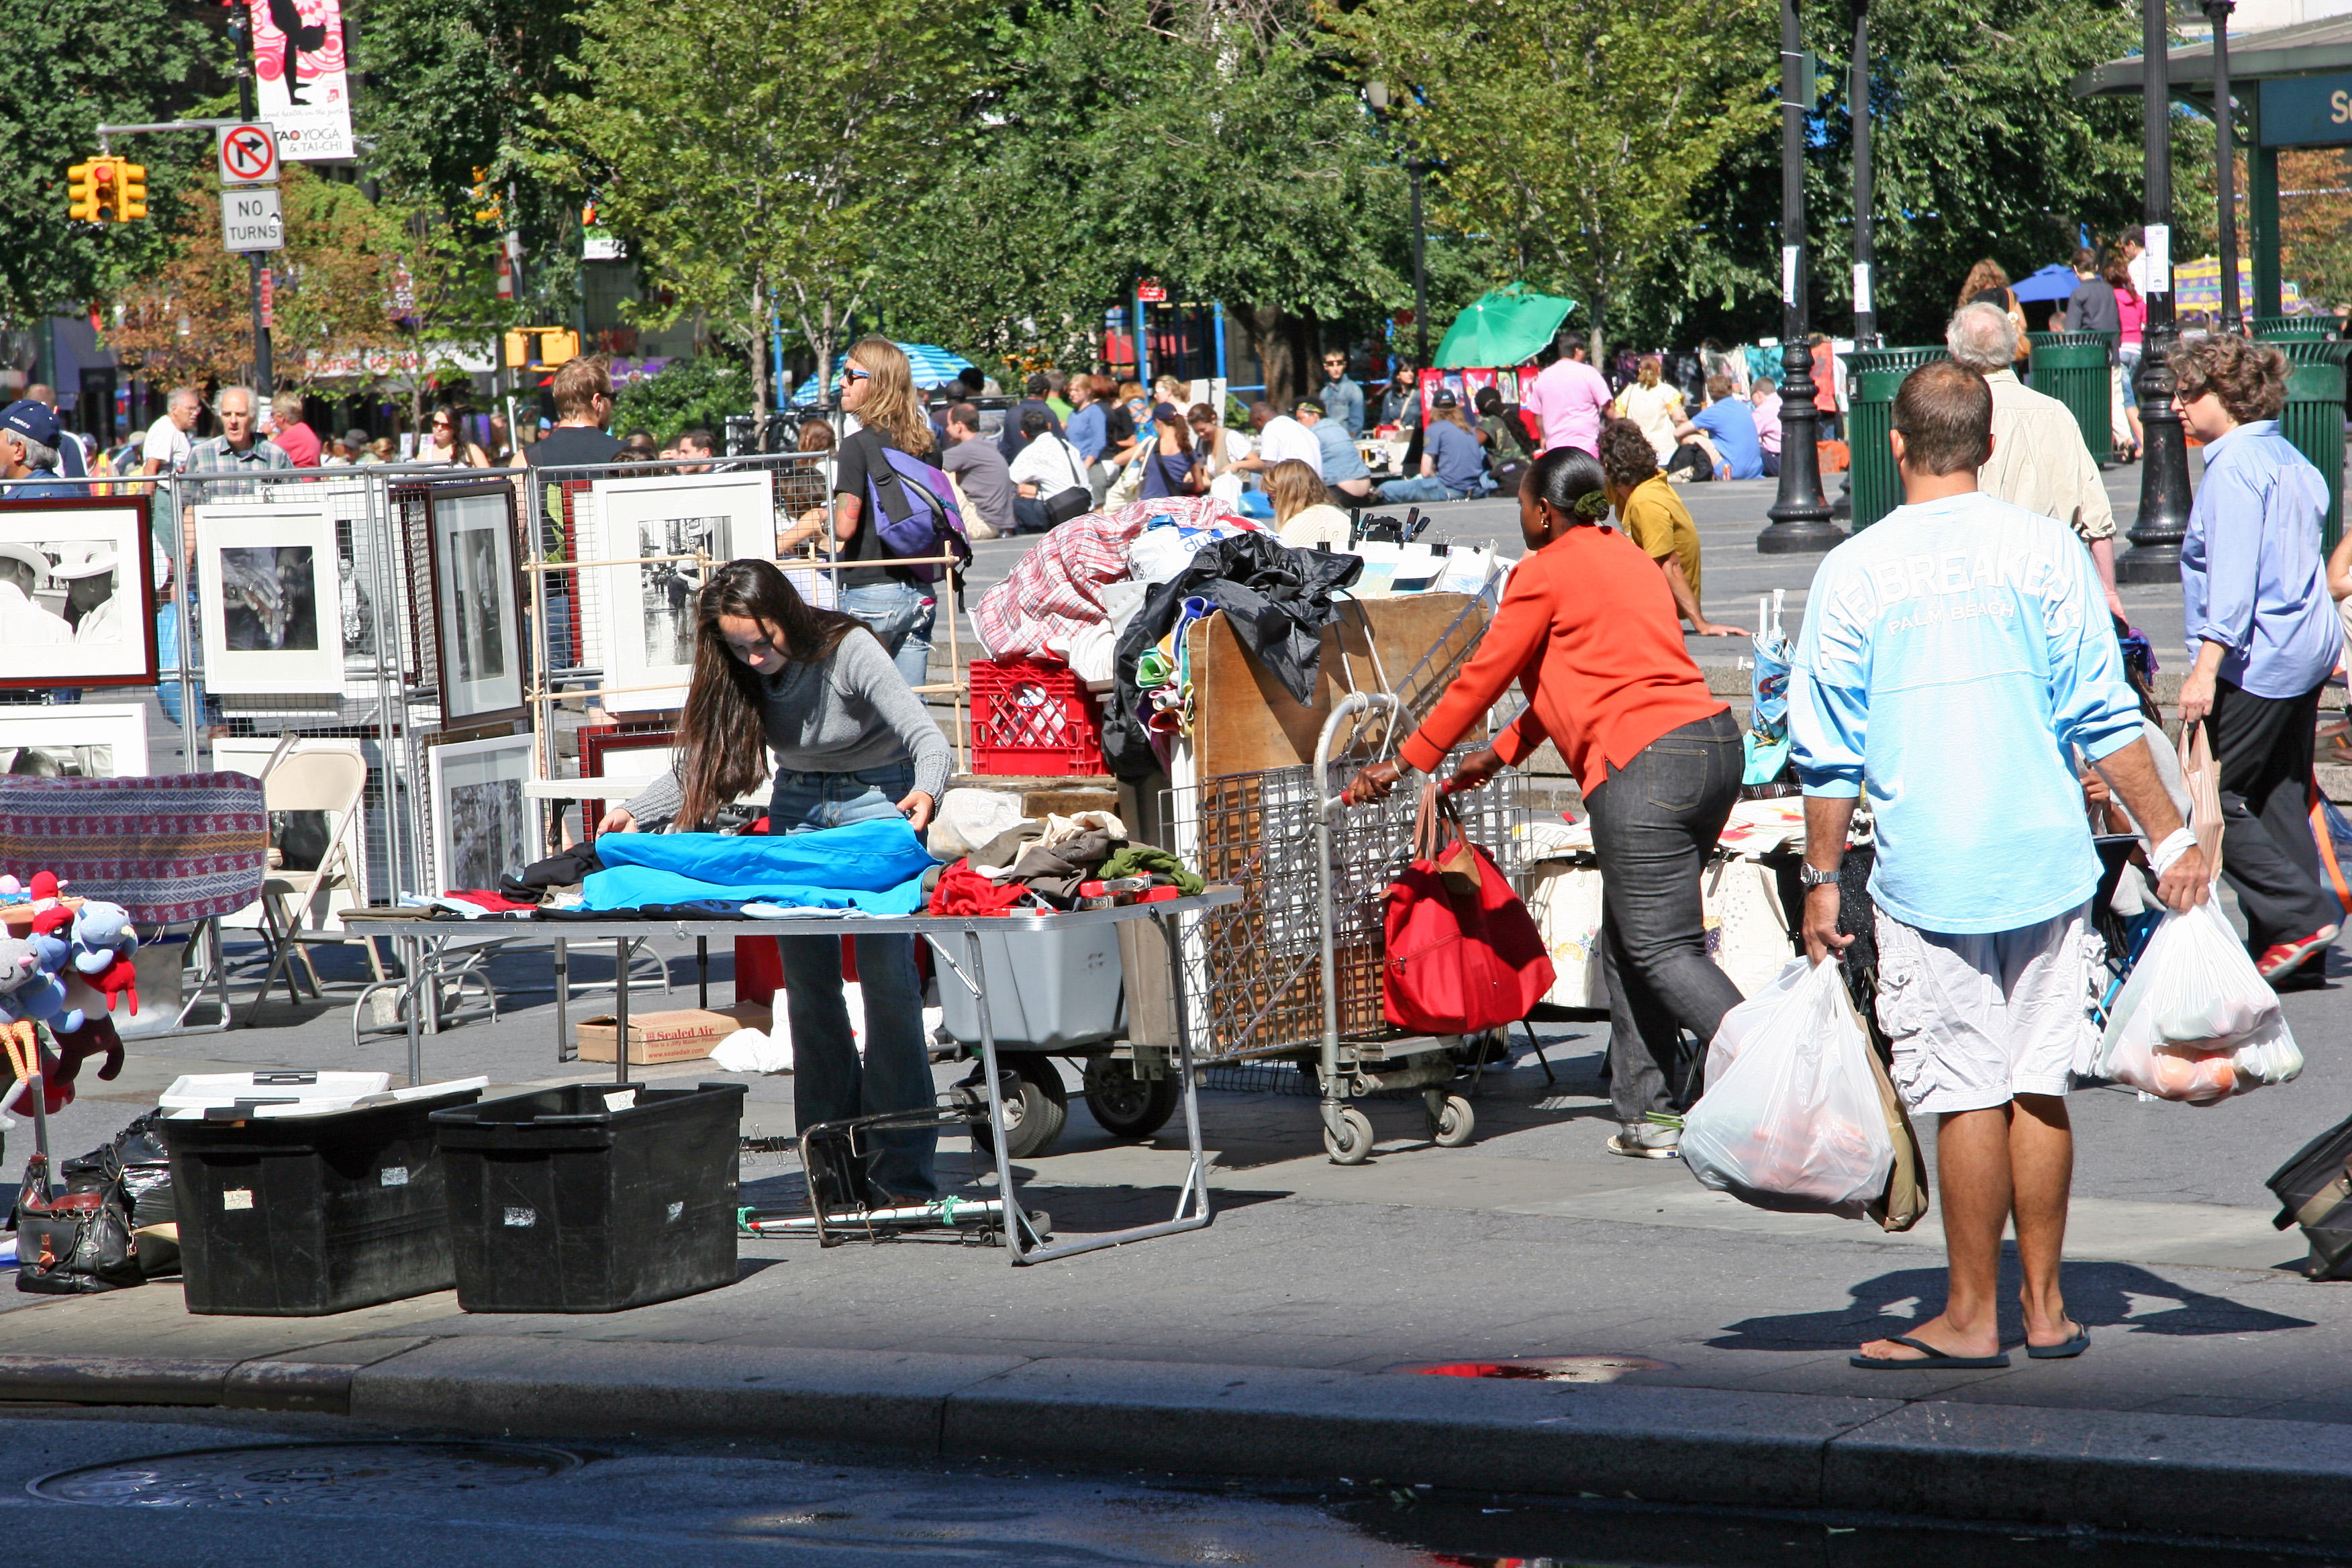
1790, 360, 2203, 1374
1295, 399, 1371, 499
1317, 350, 1366, 435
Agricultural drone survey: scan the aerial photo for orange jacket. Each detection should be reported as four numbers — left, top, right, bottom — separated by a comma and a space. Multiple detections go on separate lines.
1399, 524, 1726, 787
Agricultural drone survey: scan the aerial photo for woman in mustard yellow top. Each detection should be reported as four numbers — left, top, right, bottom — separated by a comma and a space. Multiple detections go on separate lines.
1600, 418, 1744, 637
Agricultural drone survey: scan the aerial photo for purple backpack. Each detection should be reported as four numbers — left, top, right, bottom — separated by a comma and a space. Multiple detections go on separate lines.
863, 444, 971, 583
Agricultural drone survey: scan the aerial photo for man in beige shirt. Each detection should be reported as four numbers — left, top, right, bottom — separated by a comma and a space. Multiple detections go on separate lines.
1945, 301, 2126, 619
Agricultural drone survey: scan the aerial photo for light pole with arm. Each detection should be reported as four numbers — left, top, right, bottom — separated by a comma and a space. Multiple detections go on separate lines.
2116, 0, 2194, 583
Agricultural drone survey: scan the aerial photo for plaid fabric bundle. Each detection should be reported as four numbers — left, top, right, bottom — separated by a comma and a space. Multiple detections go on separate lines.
0, 773, 267, 925
974, 495, 1242, 662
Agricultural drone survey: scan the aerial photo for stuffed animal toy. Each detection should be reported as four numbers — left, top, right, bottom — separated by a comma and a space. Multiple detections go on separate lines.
66, 901, 138, 1014
0, 936, 83, 1037
25, 906, 72, 981
44, 1011, 122, 1100
24, 871, 64, 912
0, 875, 22, 904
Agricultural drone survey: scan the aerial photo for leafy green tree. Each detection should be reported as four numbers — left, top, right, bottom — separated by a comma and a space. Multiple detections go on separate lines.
543, 0, 979, 426
1332, 0, 1776, 366
611, 354, 752, 445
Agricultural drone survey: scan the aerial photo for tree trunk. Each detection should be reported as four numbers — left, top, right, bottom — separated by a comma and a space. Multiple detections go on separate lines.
1233, 303, 1317, 410
1588, 288, 1608, 385
748, 277, 771, 437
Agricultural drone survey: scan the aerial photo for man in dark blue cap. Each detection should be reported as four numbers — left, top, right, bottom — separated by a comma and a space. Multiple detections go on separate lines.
0, 399, 83, 500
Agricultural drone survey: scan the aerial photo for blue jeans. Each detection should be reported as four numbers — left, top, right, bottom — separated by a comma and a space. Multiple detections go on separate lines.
770, 760, 935, 1200
1378, 475, 1470, 503
838, 581, 936, 692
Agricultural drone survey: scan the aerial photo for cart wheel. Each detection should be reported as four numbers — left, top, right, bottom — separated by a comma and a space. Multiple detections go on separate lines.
1324, 1107, 1375, 1165
1432, 1095, 1475, 1148
1082, 1058, 1180, 1140
967, 1055, 1069, 1159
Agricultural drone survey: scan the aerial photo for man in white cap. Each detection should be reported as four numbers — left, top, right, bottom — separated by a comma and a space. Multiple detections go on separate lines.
52, 547, 121, 645
0, 542, 73, 646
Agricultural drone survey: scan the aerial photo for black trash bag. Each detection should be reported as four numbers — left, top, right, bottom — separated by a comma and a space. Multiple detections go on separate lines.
1105, 533, 1364, 778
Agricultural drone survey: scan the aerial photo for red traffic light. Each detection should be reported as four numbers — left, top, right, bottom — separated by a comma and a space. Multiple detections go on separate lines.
93, 163, 113, 183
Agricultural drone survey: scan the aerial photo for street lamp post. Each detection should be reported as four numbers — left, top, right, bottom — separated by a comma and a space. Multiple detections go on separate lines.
1851, 0, 1877, 351
1757, 0, 1842, 554
1367, 80, 1432, 369
2206, 0, 2243, 335
2116, 0, 2195, 583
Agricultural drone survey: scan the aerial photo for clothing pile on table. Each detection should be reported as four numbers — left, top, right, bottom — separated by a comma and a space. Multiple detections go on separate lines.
924, 805, 1203, 918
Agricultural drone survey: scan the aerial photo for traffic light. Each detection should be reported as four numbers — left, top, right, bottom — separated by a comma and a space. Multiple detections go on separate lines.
113, 161, 146, 222
67, 159, 103, 222
539, 329, 579, 366
503, 330, 530, 369
471, 166, 501, 227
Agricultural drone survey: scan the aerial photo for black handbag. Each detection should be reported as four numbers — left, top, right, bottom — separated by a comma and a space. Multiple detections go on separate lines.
15, 1151, 143, 1294
2268, 1112, 2352, 1281
1042, 485, 1092, 525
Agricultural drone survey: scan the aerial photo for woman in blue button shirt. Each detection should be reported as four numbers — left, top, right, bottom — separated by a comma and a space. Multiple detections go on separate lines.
2173, 335, 2341, 979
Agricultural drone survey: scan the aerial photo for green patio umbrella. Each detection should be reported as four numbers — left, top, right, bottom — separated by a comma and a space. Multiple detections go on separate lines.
1432, 285, 1577, 369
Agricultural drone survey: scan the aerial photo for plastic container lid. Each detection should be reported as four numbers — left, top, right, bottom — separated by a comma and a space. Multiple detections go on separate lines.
159, 1071, 489, 1120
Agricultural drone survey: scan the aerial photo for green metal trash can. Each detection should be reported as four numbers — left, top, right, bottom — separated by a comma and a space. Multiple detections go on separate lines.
2026, 331, 2118, 462
2255, 326, 2352, 550
2250, 314, 2339, 342
1845, 346, 1946, 530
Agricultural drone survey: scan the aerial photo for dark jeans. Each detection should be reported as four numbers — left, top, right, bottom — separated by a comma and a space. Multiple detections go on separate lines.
1585, 709, 1748, 1121
1760, 450, 1780, 477
1663, 442, 1714, 481
2210, 677, 2334, 952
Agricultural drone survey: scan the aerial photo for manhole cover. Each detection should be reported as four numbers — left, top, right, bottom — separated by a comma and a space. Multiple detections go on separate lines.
32, 1441, 581, 1508
1388, 1355, 1674, 1383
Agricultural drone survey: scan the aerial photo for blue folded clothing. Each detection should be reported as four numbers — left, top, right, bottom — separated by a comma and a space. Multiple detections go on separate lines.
584, 819, 934, 914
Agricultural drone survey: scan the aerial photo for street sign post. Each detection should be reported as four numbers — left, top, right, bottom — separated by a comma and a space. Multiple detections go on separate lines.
223, 187, 285, 252
217, 123, 279, 185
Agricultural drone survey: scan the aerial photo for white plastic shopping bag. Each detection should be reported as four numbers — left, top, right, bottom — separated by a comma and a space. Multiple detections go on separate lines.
2096, 900, 2300, 1104
1681, 957, 1894, 1218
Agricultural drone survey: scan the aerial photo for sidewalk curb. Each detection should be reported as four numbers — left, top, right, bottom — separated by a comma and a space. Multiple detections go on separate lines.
5, 1338, 2349, 1543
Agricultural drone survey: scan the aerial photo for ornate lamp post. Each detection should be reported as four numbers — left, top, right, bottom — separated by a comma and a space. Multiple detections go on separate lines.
2206, 0, 2243, 335
1757, 0, 1843, 554
1851, 0, 1877, 351
2116, 0, 2194, 583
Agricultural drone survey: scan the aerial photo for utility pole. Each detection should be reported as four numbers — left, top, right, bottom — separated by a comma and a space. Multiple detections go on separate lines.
1850, 0, 1877, 350
227, 6, 274, 399
2118, 0, 2193, 583
2206, 0, 2243, 335
1757, 0, 1842, 554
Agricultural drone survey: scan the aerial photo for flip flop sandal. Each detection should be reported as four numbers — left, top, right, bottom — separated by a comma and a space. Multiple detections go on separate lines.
2026, 1322, 2091, 1360
1849, 1334, 2010, 1370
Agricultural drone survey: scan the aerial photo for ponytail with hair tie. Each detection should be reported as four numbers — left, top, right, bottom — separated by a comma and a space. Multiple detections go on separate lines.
1571, 489, 1612, 522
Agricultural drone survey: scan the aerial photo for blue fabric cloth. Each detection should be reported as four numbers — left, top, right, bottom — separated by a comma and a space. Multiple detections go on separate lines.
1424, 420, 1487, 493
1692, 399, 1764, 480
1311, 420, 1369, 483
1065, 403, 1108, 463
2180, 419, 2338, 699
583, 817, 933, 913
1789, 490, 2143, 934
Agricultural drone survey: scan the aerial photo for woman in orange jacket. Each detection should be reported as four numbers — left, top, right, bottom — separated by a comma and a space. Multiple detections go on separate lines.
1346, 446, 1746, 1159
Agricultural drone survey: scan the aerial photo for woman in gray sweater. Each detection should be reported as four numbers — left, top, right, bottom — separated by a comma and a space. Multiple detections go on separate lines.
600, 558, 952, 1206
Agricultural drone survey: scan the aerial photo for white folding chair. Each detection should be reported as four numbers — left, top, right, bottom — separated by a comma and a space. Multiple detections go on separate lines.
247, 746, 375, 1020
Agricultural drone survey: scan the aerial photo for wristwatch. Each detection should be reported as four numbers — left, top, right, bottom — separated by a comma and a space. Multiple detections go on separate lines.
1798, 863, 1842, 889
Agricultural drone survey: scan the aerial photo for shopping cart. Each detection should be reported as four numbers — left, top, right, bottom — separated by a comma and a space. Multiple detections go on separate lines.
1171, 691, 1536, 1164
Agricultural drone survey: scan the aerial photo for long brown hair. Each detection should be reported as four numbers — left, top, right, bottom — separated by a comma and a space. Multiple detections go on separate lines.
846, 336, 934, 456
1957, 258, 2010, 306
675, 559, 867, 829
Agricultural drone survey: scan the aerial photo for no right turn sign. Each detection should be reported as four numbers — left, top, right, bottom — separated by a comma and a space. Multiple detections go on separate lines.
217, 123, 279, 186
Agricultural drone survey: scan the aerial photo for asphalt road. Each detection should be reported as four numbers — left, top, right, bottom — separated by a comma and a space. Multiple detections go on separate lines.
0, 1408, 2335, 1567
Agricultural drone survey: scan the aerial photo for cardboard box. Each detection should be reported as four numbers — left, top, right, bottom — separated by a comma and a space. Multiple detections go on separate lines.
575, 1003, 771, 1065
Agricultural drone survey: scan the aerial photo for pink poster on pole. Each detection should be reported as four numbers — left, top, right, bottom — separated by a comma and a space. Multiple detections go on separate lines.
248, 0, 354, 160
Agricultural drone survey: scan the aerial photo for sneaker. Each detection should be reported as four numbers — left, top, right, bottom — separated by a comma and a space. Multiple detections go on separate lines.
2256, 924, 2338, 981
1607, 1122, 1681, 1159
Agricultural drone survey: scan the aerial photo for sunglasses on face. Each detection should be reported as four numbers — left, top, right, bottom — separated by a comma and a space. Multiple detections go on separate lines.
842, 367, 873, 383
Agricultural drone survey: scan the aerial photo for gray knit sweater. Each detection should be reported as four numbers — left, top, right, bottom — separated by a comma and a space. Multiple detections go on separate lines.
620, 629, 950, 828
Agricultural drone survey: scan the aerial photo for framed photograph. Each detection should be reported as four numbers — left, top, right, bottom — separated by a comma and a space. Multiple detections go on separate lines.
591, 472, 774, 714
0, 497, 158, 688
0, 703, 148, 781
191, 500, 344, 694
424, 483, 527, 730
427, 732, 533, 895
578, 720, 679, 834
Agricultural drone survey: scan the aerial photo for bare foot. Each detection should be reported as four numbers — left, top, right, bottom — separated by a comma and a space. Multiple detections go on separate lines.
2023, 1316, 2082, 1353
1853, 1313, 1999, 1363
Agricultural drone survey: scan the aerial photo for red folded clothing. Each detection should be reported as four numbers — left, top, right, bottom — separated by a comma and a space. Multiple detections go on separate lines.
926, 861, 1034, 917
444, 889, 540, 912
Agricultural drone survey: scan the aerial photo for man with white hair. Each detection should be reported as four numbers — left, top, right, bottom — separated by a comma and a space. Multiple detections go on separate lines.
183, 385, 291, 499
1945, 301, 2126, 618
0, 401, 81, 500
141, 387, 201, 477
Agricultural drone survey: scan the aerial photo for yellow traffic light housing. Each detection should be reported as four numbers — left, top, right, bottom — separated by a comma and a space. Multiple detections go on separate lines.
113, 161, 146, 222
540, 329, 579, 366
503, 331, 530, 369
67, 159, 103, 222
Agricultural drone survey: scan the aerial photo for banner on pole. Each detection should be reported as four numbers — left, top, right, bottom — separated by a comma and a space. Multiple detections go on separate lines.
248, 0, 354, 160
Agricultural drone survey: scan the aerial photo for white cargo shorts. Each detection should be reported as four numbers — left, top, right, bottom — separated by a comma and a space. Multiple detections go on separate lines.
1872, 905, 2105, 1115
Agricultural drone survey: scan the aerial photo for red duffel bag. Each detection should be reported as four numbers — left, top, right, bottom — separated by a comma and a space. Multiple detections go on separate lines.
1382, 781, 1555, 1034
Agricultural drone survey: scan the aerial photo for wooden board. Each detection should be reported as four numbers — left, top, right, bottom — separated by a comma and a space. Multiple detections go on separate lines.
1189, 594, 1490, 779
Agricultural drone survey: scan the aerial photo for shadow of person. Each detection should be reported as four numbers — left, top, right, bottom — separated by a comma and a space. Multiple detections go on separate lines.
1709, 1257, 2314, 1353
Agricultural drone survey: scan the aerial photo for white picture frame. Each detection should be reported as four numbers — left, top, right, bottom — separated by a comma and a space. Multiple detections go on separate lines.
425, 484, 528, 729
191, 500, 346, 694
0, 703, 149, 781
208, 736, 373, 930
0, 499, 157, 687
427, 732, 533, 895
591, 472, 775, 714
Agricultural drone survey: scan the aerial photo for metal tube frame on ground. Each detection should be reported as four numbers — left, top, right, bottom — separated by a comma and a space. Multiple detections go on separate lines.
341, 889, 1238, 1267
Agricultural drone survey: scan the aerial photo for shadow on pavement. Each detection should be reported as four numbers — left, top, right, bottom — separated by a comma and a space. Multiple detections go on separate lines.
1710, 1260, 2314, 1351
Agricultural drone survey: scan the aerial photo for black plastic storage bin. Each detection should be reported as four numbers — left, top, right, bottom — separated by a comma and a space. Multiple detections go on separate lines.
431, 1081, 746, 1313
162, 1085, 485, 1316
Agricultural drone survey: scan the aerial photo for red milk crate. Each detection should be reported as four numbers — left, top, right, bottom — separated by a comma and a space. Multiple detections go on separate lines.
969, 658, 1106, 776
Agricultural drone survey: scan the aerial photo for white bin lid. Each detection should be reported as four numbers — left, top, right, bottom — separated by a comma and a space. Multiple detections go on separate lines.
159, 1072, 488, 1119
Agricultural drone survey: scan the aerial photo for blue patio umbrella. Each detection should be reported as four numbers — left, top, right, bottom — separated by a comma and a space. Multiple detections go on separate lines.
2010, 263, 2081, 304
790, 342, 977, 405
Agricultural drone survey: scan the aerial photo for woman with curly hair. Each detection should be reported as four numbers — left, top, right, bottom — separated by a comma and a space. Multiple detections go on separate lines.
1958, 258, 2030, 364
1343, 448, 1743, 1159
1599, 418, 1743, 636
2172, 335, 2341, 979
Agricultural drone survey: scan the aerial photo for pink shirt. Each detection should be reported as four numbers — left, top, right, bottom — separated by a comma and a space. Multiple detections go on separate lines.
273, 420, 322, 467
1522, 357, 1614, 456
1752, 393, 1783, 455
2114, 287, 2146, 352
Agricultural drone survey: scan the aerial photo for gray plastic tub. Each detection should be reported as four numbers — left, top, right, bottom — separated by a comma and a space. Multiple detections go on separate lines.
937, 921, 1126, 1050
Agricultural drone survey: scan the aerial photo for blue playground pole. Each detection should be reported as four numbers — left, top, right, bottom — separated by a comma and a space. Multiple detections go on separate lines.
1213, 301, 1228, 381
1134, 292, 1151, 388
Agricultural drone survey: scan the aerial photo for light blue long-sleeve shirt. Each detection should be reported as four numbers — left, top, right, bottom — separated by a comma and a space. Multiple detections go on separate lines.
2180, 418, 2337, 699
1065, 403, 1108, 464
1790, 491, 2144, 934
